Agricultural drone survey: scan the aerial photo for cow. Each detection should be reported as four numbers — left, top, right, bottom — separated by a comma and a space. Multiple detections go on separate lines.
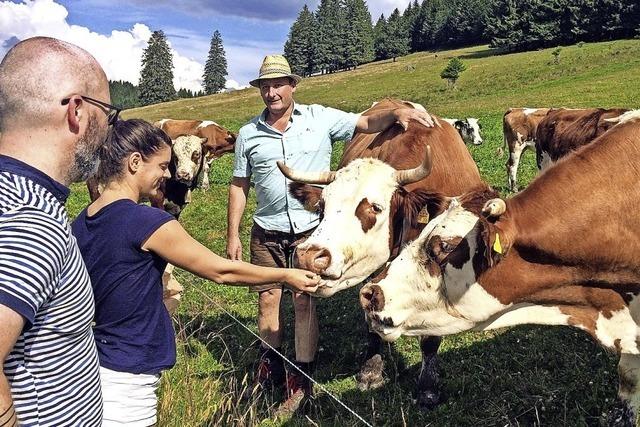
360, 110, 640, 424
149, 134, 208, 218
276, 98, 485, 408
535, 107, 629, 170
503, 108, 550, 192
154, 119, 236, 190
442, 117, 483, 146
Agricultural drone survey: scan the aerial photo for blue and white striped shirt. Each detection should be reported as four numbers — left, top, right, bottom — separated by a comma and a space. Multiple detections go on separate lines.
0, 155, 102, 426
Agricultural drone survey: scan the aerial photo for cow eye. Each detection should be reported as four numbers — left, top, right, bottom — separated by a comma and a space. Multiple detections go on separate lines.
371, 203, 383, 214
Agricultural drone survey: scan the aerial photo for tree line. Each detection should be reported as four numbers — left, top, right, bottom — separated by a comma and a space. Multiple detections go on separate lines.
284, 0, 639, 76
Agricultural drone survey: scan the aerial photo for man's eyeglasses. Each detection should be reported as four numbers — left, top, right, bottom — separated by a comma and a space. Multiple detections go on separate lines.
61, 95, 121, 126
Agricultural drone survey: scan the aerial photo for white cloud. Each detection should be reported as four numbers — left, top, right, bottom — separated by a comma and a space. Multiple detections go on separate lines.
0, 0, 205, 92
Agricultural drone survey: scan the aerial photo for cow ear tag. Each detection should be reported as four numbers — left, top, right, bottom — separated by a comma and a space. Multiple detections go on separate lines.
493, 233, 503, 254
417, 207, 430, 224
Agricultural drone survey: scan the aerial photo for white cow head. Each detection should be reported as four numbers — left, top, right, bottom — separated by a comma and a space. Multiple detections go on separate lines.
278, 149, 433, 298
360, 193, 509, 340
448, 118, 483, 145
172, 135, 207, 185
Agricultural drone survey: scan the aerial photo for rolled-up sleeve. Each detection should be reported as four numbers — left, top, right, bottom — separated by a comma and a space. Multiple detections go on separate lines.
232, 131, 251, 178
318, 106, 360, 143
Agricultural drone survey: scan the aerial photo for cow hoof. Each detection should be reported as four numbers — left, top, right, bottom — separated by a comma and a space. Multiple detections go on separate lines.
356, 354, 386, 391
605, 399, 635, 427
415, 388, 443, 411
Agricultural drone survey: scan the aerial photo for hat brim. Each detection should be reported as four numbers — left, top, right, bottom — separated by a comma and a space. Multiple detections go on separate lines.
249, 73, 302, 88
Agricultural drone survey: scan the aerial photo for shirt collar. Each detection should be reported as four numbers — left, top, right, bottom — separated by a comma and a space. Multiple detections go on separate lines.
0, 155, 70, 203
258, 102, 303, 127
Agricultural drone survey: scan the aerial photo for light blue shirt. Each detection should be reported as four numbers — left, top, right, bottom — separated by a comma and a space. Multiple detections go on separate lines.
233, 103, 360, 233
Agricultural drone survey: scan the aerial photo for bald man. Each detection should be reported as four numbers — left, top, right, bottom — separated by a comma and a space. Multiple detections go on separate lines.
0, 37, 115, 426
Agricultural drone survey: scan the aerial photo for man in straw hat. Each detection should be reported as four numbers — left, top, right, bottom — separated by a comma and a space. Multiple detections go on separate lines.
227, 54, 433, 414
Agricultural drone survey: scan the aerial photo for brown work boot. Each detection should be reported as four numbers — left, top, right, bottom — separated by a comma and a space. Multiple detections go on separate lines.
245, 347, 285, 399
274, 362, 313, 418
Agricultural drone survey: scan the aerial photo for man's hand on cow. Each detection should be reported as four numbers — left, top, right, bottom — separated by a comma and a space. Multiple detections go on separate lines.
395, 108, 435, 130
283, 269, 321, 293
226, 236, 243, 261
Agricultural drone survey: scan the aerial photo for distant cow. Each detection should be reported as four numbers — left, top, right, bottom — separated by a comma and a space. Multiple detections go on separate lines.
149, 134, 207, 218
278, 98, 484, 408
154, 119, 236, 190
361, 110, 640, 424
535, 108, 629, 169
503, 108, 550, 191
442, 118, 483, 145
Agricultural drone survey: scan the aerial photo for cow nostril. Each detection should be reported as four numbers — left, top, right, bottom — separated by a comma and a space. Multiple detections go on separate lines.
312, 248, 331, 271
360, 284, 385, 312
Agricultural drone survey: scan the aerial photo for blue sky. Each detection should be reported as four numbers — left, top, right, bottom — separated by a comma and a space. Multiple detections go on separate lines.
1, 0, 408, 90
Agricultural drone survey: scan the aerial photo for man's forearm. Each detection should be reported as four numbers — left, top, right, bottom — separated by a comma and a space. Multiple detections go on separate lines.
356, 109, 398, 134
0, 373, 17, 426
227, 184, 248, 238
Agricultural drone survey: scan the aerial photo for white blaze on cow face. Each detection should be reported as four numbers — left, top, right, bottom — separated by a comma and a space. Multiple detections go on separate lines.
297, 158, 400, 297
172, 135, 206, 185
361, 204, 511, 339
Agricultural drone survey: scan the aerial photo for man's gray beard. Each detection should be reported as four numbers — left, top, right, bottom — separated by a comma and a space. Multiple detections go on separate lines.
68, 114, 105, 183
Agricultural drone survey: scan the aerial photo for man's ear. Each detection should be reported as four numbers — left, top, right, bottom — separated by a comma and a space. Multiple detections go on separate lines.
66, 95, 83, 133
128, 152, 143, 173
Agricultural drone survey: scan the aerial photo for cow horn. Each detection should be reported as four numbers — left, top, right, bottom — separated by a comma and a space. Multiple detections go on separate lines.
394, 145, 433, 185
276, 161, 336, 184
482, 198, 507, 217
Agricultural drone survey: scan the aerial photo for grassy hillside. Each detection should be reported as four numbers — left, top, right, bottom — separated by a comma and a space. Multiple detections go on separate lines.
68, 39, 640, 426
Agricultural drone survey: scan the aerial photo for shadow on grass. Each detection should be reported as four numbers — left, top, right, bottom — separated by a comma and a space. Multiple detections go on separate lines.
175, 291, 619, 426
456, 47, 507, 60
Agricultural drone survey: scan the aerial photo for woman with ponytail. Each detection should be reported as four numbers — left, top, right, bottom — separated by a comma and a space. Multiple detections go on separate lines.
72, 118, 319, 426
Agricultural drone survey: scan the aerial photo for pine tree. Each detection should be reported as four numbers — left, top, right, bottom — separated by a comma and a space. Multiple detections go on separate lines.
138, 30, 176, 106
203, 30, 228, 94
284, 5, 317, 76
343, 0, 374, 69
316, 0, 344, 73
440, 57, 466, 88
385, 8, 410, 61
373, 14, 389, 60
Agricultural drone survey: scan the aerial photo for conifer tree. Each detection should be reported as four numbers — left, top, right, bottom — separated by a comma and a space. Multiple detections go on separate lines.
284, 5, 317, 76
343, 0, 374, 69
373, 14, 388, 60
316, 0, 344, 73
385, 8, 409, 61
203, 30, 228, 94
138, 30, 176, 106
440, 57, 466, 88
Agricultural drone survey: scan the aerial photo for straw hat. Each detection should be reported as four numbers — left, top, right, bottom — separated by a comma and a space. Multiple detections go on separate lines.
249, 55, 302, 88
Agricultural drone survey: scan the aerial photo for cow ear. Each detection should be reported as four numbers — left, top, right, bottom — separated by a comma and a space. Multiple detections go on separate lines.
454, 120, 464, 129
289, 182, 323, 213
404, 189, 448, 227
477, 220, 506, 270
226, 132, 237, 143
199, 137, 208, 145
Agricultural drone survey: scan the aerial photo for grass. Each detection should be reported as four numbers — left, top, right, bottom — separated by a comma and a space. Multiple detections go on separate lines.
66, 39, 640, 426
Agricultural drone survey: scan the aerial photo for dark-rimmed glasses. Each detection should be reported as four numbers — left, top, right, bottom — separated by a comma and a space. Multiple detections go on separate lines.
61, 95, 121, 126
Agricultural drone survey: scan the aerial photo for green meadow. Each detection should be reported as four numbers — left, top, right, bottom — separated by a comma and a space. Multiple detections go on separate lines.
67, 40, 640, 426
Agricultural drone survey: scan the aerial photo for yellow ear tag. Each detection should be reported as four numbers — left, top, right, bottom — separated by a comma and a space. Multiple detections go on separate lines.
417, 207, 430, 224
493, 233, 503, 254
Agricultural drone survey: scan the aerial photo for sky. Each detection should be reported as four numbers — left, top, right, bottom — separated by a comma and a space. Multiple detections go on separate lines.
0, 0, 409, 92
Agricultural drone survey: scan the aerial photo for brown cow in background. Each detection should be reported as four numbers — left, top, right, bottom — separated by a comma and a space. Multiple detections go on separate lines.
535, 107, 629, 169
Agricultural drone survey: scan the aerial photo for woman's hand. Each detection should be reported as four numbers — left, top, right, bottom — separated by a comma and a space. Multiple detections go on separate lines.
283, 269, 321, 293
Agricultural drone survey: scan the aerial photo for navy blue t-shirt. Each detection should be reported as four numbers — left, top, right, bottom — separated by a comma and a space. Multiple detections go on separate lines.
72, 199, 176, 375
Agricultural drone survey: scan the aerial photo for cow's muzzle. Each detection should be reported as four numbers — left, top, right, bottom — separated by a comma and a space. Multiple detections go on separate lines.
175, 170, 193, 185
360, 284, 385, 312
294, 244, 332, 275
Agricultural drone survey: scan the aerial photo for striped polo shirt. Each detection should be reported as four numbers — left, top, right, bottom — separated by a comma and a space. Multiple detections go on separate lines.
0, 155, 102, 426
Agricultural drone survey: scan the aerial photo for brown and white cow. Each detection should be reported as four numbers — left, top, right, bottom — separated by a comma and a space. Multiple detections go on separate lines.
361, 110, 640, 424
277, 98, 485, 407
503, 108, 550, 191
154, 119, 236, 190
442, 117, 483, 146
536, 107, 629, 170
